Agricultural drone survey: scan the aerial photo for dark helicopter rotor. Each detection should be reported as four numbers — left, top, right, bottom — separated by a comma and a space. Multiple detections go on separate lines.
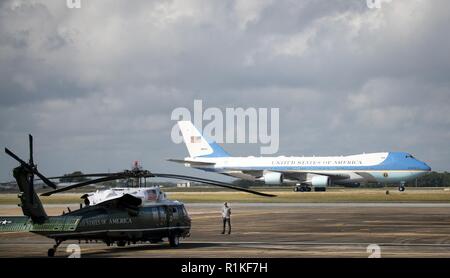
4, 135, 57, 190
4, 135, 58, 205
40, 170, 276, 197
5, 135, 276, 198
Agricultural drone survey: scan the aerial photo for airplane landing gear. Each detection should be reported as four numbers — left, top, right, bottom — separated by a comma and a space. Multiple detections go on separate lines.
398, 182, 406, 192
293, 184, 311, 192
48, 239, 63, 257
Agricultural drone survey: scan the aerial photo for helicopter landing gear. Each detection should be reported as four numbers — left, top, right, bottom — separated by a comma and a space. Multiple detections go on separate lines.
48, 239, 63, 257
47, 248, 55, 257
116, 240, 127, 247
169, 234, 180, 247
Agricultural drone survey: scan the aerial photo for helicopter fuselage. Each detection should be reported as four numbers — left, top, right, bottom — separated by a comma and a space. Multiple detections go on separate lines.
63, 201, 189, 242
62, 201, 191, 244
0, 198, 191, 254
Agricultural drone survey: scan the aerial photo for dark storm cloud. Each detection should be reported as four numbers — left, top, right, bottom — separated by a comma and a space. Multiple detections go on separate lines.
1, 0, 449, 181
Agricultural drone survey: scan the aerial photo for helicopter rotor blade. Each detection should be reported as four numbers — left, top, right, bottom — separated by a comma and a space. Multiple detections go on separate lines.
5, 147, 57, 189
41, 173, 119, 180
41, 175, 124, 196
33, 171, 58, 189
5, 147, 28, 166
29, 173, 35, 205
29, 134, 33, 166
151, 173, 276, 197
28, 135, 35, 203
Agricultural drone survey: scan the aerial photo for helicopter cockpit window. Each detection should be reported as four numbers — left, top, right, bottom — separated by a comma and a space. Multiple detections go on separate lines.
152, 207, 158, 221
158, 207, 166, 226
182, 206, 188, 216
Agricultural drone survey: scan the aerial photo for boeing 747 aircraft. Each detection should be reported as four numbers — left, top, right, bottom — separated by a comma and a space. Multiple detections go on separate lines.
170, 121, 431, 192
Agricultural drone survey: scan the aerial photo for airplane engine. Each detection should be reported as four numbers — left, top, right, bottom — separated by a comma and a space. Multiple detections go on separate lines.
311, 175, 330, 191
262, 172, 284, 185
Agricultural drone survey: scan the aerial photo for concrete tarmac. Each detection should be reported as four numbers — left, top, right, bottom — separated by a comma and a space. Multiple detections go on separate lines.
1, 203, 450, 258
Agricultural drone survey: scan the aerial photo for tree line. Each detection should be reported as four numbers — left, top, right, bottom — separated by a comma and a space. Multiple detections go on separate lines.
416, 171, 450, 187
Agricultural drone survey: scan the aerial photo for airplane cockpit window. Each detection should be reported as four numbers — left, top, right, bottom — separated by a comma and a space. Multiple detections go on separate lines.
405, 154, 415, 159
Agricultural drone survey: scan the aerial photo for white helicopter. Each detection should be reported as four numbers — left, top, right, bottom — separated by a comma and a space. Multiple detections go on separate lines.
76, 162, 169, 207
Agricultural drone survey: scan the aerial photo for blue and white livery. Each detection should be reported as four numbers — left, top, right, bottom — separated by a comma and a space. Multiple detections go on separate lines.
170, 121, 431, 192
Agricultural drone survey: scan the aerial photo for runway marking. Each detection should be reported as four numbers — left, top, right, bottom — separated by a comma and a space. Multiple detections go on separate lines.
0, 231, 28, 235
191, 211, 277, 220
188, 203, 450, 208
2, 241, 450, 258
238, 231, 450, 237
185, 241, 450, 248
2, 240, 450, 248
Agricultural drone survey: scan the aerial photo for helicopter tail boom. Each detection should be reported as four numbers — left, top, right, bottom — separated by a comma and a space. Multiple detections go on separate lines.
13, 165, 48, 223
0, 215, 81, 234
0, 216, 32, 232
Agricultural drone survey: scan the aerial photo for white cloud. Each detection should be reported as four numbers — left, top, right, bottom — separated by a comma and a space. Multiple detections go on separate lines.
234, 0, 273, 30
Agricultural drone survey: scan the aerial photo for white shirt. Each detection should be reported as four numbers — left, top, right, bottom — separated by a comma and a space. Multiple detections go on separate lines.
222, 206, 231, 219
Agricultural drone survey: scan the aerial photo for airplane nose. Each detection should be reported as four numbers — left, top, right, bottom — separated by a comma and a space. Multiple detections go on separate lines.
422, 162, 431, 171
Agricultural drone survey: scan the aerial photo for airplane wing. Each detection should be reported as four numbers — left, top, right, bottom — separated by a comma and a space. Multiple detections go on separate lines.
222, 171, 260, 181
222, 169, 350, 182
167, 159, 216, 166
287, 171, 350, 180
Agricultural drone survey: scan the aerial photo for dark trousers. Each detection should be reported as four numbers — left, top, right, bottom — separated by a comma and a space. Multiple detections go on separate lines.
222, 217, 231, 234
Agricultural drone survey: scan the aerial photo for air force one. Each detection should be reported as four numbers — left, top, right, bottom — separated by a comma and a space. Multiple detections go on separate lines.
170, 121, 431, 192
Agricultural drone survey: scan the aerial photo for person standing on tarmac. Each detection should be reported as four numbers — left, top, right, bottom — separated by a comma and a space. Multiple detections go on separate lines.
221, 202, 231, 234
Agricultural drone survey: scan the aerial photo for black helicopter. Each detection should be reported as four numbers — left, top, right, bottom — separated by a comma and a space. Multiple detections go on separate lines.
0, 135, 275, 257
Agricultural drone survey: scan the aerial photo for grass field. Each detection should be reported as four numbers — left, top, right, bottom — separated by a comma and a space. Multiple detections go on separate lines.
1, 187, 450, 204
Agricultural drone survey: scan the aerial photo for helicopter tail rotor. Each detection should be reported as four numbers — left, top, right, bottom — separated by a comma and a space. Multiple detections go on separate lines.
4, 135, 53, 222
5, 135, 57, 190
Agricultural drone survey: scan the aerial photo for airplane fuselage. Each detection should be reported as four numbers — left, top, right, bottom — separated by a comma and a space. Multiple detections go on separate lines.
182, 152, 431, 185
174, 121, 431, 190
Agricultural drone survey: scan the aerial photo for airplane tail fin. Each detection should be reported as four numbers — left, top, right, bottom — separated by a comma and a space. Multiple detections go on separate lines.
177, 121, 230, 158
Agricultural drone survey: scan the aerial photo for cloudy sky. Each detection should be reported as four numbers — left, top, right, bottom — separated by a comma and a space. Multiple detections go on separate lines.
1, 0, 449, 182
